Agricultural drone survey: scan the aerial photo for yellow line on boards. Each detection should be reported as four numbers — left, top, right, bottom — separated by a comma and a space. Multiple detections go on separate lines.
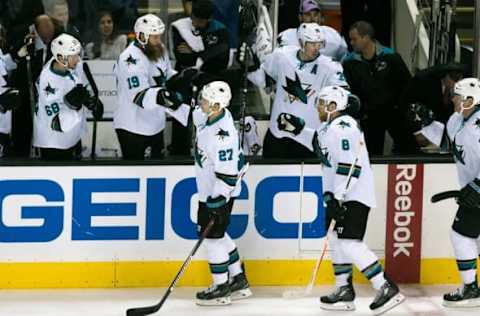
0, 259, 464, 289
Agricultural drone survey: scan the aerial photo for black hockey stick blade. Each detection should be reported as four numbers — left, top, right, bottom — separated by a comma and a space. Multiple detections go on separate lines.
431, 190, 460, 203
82, 61, 99, 97
126, 219, 215, 316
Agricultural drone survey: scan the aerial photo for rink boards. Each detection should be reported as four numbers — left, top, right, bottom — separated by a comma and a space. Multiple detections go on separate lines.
0, 163, 461, 288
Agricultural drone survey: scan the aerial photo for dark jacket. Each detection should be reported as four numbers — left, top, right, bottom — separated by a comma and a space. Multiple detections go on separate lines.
342, 43, 411, 114
400, 67, 454, 124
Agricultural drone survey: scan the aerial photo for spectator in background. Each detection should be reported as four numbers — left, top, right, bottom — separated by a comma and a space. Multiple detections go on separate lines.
44, 0, 80, 39
2, 0, 45, 46
85, 11, 127, 60
340, 0, 392, 48
10, 15, 56, 157
103, 0, 138, 33
342, 21, 413, 155
277, 0, 348, 62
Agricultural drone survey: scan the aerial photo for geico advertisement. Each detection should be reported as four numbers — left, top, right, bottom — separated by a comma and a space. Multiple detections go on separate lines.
0, 164, 347, 262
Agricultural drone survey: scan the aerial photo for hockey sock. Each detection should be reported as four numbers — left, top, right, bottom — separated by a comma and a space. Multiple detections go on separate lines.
450, 229, 478, 284
221, 233, 243, 277
205, 238, 229, 285
338, 239, 386, 290
331, 232, 353, 287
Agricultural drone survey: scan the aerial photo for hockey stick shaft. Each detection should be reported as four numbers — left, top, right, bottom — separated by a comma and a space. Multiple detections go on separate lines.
240, 43, 249, 149
126, 218, 215, 316
82, 61, 99, 159
431, 190, 460, 203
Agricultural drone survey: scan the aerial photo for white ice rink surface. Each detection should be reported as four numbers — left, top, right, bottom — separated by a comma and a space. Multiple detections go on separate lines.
0, 285, 479, 316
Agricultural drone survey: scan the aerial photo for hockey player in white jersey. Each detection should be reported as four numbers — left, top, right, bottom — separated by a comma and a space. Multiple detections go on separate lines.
0, 31, 19, 157
277, 85, 405, 315
194, 81, 251, 306
114, 14, 191, 159
246, 22, 348, 158
33, 33, 103, 160
440, 78, 480, 307
277, 0, 347, 61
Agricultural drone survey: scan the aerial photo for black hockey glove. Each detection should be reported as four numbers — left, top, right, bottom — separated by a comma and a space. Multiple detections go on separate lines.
458, 179, 480, 209
405, 102, 435, 133
277, 112, 305, 135
0, 88, 20, 113
64, 84, 90, 111
324, 191, 347, 222
85, 97, 104, 120
156, 88, 184, 110
206, 195, 229, 226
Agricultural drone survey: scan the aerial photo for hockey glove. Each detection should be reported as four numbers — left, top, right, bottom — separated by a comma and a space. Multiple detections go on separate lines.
237, 43, 260, 72
0, 88, 20, 113
458, 179, 480, 209
277, 113, 305, 135
85, 97, 104, 120
206, 195, 229, 226
64, 85, 90, 111
156, 88, 184, 110
405, 103, 435, 133
324, 191, 347, 222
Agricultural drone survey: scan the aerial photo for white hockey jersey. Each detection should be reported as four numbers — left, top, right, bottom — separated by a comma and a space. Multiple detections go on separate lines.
113, 42, 190, 136
277, 26, 348, 61
0, 52, 12, 134
294, 114, 376, 207
33, 59, 87, 149
447, 108, 480, 188
194, 109, 244, 203
248, 45, 348, 146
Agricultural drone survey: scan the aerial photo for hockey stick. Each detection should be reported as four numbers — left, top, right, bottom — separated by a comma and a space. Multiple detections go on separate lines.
239, 42, 249, 149
82, 61, 99, 159
25, 38, 38, 158
126, 218, 215, 316
126, 163, 249, 315
431, 190, 460, 203
283, 138, 363, 298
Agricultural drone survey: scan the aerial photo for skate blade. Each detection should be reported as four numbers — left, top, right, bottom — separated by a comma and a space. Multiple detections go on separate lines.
443, 297, 480, 308
320, 301, 356, 311
196, 296, 232, 306
231, 288, 252, 300
371, 293, 405, 315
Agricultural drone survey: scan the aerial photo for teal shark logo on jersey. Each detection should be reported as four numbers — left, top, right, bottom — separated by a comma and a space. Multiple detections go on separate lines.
216, 128, 230, 140
153, 67, 166, 87
475, 118, 480, 129
194, 144, 205, 168
283, 72, 311, 104
337, 120, 351, 129
125, 54, 137, 66
452, 139, 465, 165
44, 83, 56, 96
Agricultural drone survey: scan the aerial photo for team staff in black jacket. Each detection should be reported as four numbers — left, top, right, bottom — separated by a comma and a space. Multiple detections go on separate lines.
169, 0, 230, 156
342, 21, 413, 155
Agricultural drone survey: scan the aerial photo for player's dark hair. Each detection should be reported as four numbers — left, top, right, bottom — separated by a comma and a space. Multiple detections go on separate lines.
192, 0, 214, 19
350, 21, 375, 40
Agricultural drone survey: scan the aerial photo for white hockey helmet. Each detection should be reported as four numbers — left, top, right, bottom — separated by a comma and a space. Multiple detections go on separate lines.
200, 81, 232, 114
51, 33, 81, 66
318, 85, 349, 112
134, 14, 165, 45
297, 22, 325, 48
454, 77, 480, 111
